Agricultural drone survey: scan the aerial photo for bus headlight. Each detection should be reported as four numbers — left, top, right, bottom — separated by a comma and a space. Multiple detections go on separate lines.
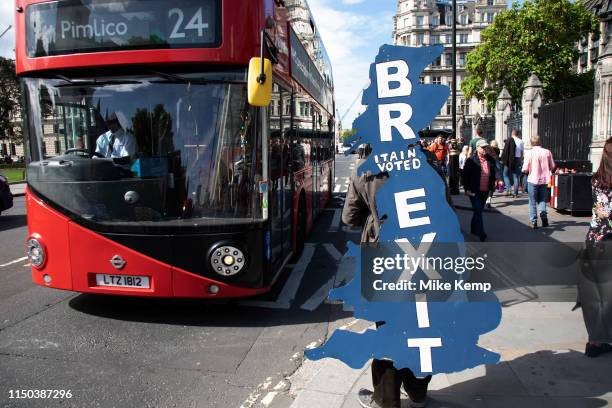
27, 237, 46, 269
210, 245, 247, 277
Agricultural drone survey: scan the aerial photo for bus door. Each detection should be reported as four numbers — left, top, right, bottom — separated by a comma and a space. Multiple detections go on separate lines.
268, 84, 293, 269
312, 109, 321, 217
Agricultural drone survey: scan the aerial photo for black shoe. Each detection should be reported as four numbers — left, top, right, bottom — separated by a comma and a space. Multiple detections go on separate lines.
585, 343, 612, 358
531, 222, 538, 230
541, 218, 549, 228
357, 389, 382, 408
479, 233, 487, 242
402, 375, 431, 408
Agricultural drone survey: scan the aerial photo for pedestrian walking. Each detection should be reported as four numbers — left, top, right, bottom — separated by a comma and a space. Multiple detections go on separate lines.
461, 139, 496, 241
500, 129, 524, 198
467, 126, 484, 158
457, 136, 466, 153
458, 145, 469, 175
521, 135, 555, 229
428, 134, 449, 177
579, 136, 612, 358
428, 134, 449, 163
342, 149, 432, 408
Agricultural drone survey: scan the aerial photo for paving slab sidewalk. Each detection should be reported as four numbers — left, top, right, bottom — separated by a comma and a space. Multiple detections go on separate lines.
283, 194, 611, 408
8, 182, 26, 197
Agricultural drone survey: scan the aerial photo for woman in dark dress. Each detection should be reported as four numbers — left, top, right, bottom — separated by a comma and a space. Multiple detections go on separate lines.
580, 136, 612, 357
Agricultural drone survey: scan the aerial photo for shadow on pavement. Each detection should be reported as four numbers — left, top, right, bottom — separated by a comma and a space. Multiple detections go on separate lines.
426, 350, 611, 408
68, 293, 352, 328
0, 214, 27, 232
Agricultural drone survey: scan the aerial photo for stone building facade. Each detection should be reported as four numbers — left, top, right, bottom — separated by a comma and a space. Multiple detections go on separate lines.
582, 0, 612, 170
392, 0, 507, 132
577, 0, 611, 74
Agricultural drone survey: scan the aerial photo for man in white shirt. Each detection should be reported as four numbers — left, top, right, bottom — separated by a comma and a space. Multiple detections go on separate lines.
95, 112, 136, 159
512, 131, 524, 159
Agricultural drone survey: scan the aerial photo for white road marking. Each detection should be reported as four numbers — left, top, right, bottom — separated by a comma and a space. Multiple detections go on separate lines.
322, 243, 343, 262
333, 177, 350, 193
299, 244, 343, 311
300, 277, 334, 311
260, 392, 278, 406
239, 244, 316, 310
339, 319, 361, 331
239, 377, 274, 408
273, 381, 287, 391
0, 257, 28, 268
328, 209, 342, 232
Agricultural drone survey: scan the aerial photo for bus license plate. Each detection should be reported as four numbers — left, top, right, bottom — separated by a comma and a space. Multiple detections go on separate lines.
95, 274, 150, 289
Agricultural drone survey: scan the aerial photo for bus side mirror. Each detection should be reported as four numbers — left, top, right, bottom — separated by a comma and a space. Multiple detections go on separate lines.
248, 57, 272, 107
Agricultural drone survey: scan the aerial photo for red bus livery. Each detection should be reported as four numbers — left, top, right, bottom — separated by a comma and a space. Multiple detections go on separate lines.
16, 0, 335, 298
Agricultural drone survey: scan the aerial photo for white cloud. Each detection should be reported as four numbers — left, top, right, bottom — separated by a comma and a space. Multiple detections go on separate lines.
341, 0, 366, 5
308, 0, 393, 129
0, 1, 15, 59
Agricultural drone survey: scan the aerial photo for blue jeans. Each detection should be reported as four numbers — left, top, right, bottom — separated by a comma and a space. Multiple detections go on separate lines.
503, 165, 511, 192
512, 161, 523, 195
528, 183, 548, 224
469, 191, 489, 236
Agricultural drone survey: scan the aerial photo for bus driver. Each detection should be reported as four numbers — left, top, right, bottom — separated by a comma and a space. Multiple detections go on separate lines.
95, 112, 136, 159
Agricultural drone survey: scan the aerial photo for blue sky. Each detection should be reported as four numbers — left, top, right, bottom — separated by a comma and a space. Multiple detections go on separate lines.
0, 1, 514, 128
307, 0, 397, 128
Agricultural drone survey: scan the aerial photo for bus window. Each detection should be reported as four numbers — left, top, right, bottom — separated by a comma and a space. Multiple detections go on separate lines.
23, 70, 267, 225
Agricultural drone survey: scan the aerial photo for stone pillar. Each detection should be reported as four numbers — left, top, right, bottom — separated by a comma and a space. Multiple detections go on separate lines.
521, 73, 544, 149
590, 41, 612, 171
472, 112, 481, 137
495, 87, 512, 148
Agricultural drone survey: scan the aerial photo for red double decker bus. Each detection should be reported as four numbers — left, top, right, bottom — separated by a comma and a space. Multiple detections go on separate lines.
15, 0, 335, 298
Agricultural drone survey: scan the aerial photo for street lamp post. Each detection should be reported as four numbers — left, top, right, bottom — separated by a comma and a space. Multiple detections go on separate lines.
448, 0, 460, 194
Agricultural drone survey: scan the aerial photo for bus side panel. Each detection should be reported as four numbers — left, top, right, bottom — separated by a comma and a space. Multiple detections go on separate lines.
319, 160, 332, 211
27, 188, 73, 290
68, 223, 174, 297
306, 167, 314, 232
292, 170, 313, 251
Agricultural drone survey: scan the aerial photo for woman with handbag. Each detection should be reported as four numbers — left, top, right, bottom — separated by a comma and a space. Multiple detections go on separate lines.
580, 136, 612, 357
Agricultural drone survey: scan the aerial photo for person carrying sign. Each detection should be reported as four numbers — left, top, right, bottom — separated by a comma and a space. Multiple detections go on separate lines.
343, 148, 432, 408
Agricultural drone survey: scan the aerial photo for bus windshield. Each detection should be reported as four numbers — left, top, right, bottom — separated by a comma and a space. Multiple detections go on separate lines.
23, 70, 266, 226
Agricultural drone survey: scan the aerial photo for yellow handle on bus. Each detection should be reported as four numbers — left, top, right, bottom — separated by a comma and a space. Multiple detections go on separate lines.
248, 57, 273, 107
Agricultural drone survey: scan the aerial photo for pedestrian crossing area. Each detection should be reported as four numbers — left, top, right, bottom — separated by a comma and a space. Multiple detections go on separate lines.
333, 177, 351, 193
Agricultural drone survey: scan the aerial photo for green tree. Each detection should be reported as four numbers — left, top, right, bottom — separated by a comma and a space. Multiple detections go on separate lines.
341, 128, 357, 141
462, 0, 598, 109
0, 57, 21, 143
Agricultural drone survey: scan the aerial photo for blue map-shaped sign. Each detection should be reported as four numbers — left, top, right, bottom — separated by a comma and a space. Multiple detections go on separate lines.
306, 45, 502, 377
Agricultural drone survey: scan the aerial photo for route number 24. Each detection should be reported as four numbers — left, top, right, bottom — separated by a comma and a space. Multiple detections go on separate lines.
168, 7, 209, 39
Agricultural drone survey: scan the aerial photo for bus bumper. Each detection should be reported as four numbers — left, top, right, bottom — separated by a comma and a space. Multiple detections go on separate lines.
27, 189, 271, 299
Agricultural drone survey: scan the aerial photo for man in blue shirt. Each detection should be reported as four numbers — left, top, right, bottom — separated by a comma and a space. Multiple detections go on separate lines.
95, 112, 136, 159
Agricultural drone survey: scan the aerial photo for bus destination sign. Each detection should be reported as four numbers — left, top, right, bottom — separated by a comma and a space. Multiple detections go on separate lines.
26, 0, 221, 57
